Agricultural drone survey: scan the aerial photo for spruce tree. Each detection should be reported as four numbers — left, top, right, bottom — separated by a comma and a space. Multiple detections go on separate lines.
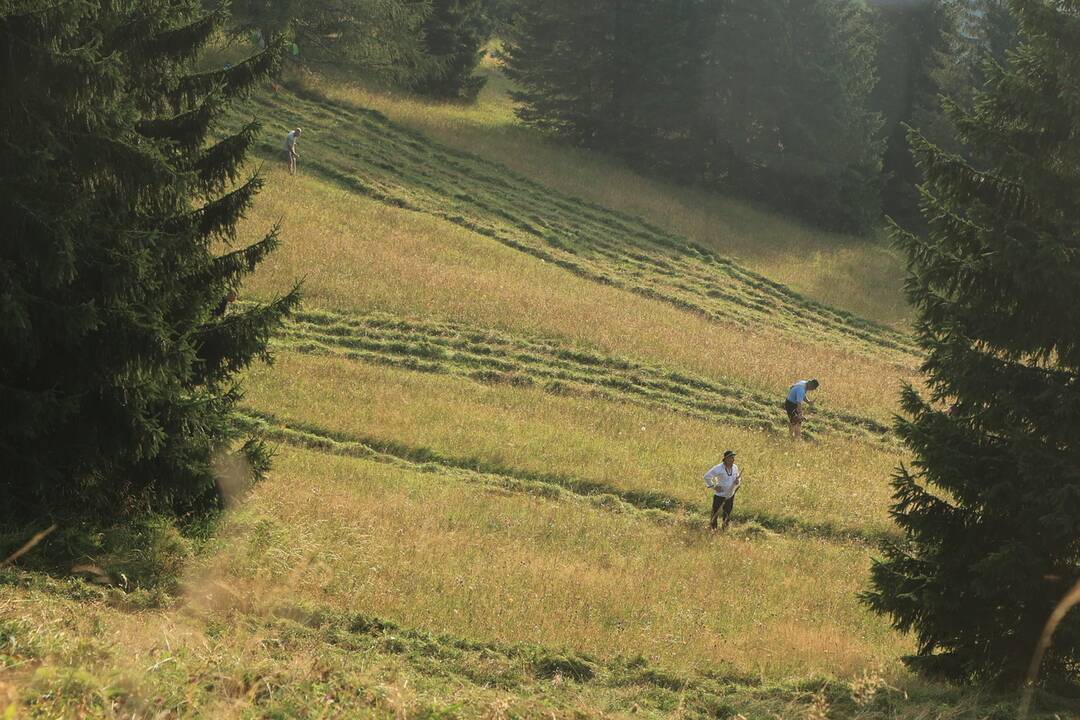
966, 0, 1019, 69
929, 1, 1020, 137
862, 0, 1080, 684
414, 0, 491, 101
502, 0, 713, 161
690, 0, 883, 231
766, 0, 883, 231
500, 0, 622, 144
503, 0, 883, 231
0, 0, 299, 522
231, 0, 432, 86
870, 0, 959, 224
481, 0, 516, 34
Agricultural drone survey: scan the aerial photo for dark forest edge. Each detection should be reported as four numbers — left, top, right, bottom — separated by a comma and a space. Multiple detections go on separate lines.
218, 1, 1017, 233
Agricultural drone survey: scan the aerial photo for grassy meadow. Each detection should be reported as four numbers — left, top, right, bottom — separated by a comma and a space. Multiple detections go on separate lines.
239, 164, 915, 424
242, 354, 902, 540
195, 447, 901, 677
5, 48, 1077, 720
301, 56, 910, 328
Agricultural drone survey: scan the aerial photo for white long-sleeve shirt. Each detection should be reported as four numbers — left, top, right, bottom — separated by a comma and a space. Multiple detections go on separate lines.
284, 130, 299, 154
704, 462, 741, 498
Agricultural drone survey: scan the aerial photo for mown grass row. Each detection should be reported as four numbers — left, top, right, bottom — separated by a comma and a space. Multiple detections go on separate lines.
261, 607, 1069, 720
243, 353, 906, 539
237, 408, 889, 546
236, 173, 914, 422
4, 576, 1044, 719
308, 58, 912, 327
233, 84, 916, 359
272, 307, 894, 445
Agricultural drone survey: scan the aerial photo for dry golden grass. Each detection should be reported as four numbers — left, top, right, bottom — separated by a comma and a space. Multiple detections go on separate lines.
296, 57, 910, 328
205, 445, 909, 679
244, 353, 903, 537
4, 46, 1072, 720
240, 167, 916, 423
0, 572, 1046, 718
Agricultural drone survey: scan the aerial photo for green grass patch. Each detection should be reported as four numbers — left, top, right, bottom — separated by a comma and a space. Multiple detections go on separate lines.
236, 408, 892, 546
271, 306, 896, 445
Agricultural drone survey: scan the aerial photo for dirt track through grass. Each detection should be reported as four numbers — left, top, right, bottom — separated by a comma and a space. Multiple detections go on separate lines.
273, 307, 894, 444
235, 85, 916, 361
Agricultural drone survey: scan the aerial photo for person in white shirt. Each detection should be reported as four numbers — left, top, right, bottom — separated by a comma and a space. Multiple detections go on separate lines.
283, 127, 302, 175
703, 450, 741, 531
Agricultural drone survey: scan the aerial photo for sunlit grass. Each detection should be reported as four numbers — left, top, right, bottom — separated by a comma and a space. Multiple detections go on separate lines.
3, 41, 1074, 720
240, 167, 916, 423
240, 84, 911, 358
244, 353, 904, 538
207, 445, 908, 679
3, 520, 1034, 719
269, 306, 893, 442
296, 57, 910, 327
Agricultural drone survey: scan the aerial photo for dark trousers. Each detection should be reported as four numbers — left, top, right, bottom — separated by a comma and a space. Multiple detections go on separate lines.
710, 494, 734, 529
784, 399, 802, 425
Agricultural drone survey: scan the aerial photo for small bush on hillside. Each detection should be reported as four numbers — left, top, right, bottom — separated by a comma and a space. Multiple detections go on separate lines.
1, 516, 196, 597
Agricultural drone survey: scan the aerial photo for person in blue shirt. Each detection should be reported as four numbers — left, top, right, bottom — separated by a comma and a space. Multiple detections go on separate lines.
784, 379, 819, 440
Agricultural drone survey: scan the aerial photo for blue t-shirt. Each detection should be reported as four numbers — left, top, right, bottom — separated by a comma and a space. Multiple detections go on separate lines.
787, 381, 809, 404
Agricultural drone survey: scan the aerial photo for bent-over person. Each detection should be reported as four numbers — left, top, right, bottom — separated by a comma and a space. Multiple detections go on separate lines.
704, 450, 741, 531
784, 378, 819, 440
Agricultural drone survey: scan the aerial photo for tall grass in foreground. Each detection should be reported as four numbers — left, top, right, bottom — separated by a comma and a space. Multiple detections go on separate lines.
244, 354, 904, 538
2, 567, 1047, 718
239, 167, 916, 422
207, 446, 905, 678
294, 58, 910, 327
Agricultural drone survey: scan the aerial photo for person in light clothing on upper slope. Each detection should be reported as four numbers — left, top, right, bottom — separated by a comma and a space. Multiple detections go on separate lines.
704, 450, 741, 531
784, 378, 819, 440
283, 127, 302, 175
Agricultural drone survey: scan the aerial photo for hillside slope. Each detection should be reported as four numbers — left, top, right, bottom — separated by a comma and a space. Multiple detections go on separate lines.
4, 71, 1076, 719
240, 84, 914, 359
311, 56, 911, 328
